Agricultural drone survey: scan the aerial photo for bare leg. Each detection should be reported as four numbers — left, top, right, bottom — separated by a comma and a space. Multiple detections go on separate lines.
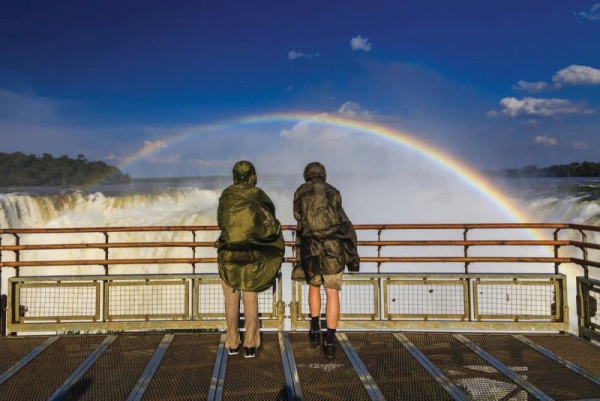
308, 285, 322, 317
324, 287, 340, 330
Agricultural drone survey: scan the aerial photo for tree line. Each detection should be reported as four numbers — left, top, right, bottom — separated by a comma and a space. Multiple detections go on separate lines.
490, 161, 600, 178
0, 152, 130, 187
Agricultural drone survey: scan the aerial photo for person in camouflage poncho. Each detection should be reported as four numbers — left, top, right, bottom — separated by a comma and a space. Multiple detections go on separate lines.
292, 162, 359, 360
216, 161, 285, 358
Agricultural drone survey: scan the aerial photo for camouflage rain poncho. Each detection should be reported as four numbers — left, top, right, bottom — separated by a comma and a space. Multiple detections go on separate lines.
292, 162, 359, 282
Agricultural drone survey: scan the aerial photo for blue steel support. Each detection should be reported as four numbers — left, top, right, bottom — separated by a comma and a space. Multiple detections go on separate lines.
514, 334, 600, 386
282, 332, 303, 400
393, 333, 469, 401
0, 336, 60, 385
453, 334, 553, 401
207, 334, 228, 401
336, 333, 385, 401
48, 335, 117, 401
127, 334, 174, 401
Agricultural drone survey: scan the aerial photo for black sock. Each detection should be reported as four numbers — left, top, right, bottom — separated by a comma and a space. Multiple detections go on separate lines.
326, 328, 336, 344
310, 316, 320, 332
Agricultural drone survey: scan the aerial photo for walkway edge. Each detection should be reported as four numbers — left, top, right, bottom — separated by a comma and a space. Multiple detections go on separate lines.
393, 333, 469, 401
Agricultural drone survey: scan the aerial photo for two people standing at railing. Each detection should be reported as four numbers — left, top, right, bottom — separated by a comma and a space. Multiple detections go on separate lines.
216, 160, 359, 361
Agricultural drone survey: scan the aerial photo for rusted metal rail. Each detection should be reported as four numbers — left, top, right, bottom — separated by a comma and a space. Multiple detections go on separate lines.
1, 223, 599, 337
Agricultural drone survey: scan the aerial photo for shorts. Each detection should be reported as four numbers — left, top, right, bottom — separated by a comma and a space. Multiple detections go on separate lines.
308, 271, 343, 290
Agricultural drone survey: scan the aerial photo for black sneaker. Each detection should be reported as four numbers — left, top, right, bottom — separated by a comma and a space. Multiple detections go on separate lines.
308, 329, 321, 346
244, 347, 256, 358
323, 342, 336, 360
227, 344, 241, 355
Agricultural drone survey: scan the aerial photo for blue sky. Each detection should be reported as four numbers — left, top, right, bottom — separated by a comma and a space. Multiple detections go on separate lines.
1, 0, 599, 178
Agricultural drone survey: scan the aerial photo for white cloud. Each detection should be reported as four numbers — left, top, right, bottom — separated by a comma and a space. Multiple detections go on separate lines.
553, 65, 600, 86
533, 136, 557, 146
139, 140, 168, 156
288, 50, 319, 60
514, 65, 600, 91
572, 141, 590, 150
576, 3, 600, 21
337, 101, 373, 118
350, 35, 372, 51
498, 97, 594, 117
103, 154, 117, 160
513, 80, 552, 92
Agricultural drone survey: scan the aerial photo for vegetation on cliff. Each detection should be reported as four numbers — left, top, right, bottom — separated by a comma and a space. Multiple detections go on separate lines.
0, 152, 130, 187
489, 161, 600, 178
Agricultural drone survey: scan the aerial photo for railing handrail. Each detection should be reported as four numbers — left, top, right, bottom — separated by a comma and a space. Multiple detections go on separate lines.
0, 239, 571, 252
1, 223, 598, 275
0, 256, 573, 268
0, 222, 573, 235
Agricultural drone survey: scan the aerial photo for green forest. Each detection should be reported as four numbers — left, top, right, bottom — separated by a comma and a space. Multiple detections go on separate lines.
0, 152, 130, 187
490, 161, 600, 178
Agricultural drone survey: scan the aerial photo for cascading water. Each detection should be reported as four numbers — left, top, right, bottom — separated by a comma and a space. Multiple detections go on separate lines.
1, 175, 600, 333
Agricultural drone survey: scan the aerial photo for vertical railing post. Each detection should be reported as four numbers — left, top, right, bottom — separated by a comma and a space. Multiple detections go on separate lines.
377, 227, 383, 327
12, 234, 20, 278
191, 230, 197, 274
0, 293, 6, 337
553, 229, 561, 274
376, 228, 383, 274
579, 230, 589, 279
463, 228, 469, 274
103, 232, 109, 276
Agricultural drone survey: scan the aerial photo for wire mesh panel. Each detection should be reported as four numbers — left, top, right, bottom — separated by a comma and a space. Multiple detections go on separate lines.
578, 277, 600, 341
142, 334, 221, 400
106, 279, 189, 320
295, 278, 378, 320
288, 332, 372, 400
15, 282, 99, 322
0, 336, 105, 400
406, 333, 534, 400
467, 334, 600, 400
195, 277, 224, 318
61, 334, 165, 401
346, 332, 453, 400
384, 278, 468, 320
194, 277, 278, 320
474, 278, 561, 320
222, 332, 288, 400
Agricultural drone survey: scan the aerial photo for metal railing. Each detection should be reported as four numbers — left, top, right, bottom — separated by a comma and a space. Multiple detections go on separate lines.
1, 223, 599, 335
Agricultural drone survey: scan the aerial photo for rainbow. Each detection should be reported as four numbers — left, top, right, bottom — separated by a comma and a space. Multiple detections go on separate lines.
113, 112, 531, 222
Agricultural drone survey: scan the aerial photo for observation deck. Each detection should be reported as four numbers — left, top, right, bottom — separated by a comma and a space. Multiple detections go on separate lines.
1, 224, 600, 400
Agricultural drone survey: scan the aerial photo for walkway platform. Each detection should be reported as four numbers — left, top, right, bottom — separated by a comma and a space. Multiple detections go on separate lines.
1, 331, 600, 400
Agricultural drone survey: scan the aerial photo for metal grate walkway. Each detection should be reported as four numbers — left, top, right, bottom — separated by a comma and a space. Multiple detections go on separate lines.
1, 332, 600, 400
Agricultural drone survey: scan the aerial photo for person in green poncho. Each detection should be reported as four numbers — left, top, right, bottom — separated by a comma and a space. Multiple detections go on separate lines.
292, 162, 360, 360
215, 160, 285, 358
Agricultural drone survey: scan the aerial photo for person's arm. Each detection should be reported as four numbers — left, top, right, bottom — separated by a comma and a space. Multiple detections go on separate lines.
217, 197, 224, 229
258, 189, 277, 216
293, 189, 302, 229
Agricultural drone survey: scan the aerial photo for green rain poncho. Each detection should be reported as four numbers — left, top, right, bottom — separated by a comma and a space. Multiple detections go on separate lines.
215, 162, 285, 292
